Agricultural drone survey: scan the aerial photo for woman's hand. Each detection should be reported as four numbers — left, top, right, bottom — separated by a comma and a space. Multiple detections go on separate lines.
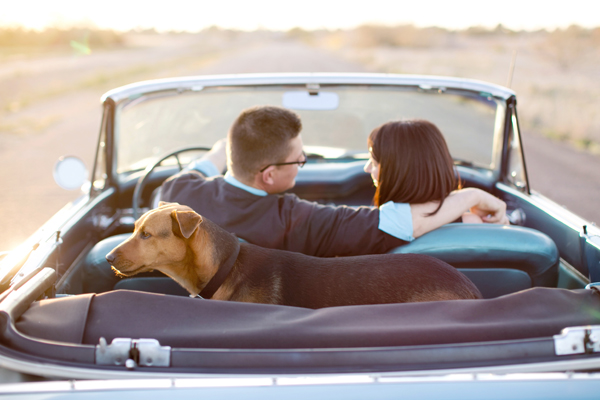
462, 212, 483, 223
467, 189, 508, 225
411, 188, 508, 237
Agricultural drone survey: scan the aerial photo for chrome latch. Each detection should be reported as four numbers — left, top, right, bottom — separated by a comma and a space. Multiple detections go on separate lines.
585, 282, 600, 294
554, 326, 600, 355
96, 337, 170, 368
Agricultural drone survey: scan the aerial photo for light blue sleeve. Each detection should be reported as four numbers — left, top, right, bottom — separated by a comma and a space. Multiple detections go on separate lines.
378, 201, 414, 242
184, 159, 221, 177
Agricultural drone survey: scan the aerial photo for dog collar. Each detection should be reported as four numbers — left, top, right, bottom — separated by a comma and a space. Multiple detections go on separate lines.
198, 241, 241, 299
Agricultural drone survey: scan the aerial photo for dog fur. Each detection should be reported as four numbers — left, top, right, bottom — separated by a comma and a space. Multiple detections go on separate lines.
106, 202, 482, 308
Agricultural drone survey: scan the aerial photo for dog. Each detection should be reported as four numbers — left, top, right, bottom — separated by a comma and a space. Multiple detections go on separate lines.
106, 202, 482, 308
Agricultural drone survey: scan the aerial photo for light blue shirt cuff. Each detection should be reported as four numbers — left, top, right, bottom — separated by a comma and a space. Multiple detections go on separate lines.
224, 172, 268, 197
185, 159, 221, 177
378, 201, 414, 242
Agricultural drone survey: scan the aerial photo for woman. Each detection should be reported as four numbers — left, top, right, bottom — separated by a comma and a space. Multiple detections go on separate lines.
364, 119, 483, 223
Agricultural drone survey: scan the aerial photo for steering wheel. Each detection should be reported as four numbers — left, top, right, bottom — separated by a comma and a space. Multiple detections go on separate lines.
132, 146, 211, 220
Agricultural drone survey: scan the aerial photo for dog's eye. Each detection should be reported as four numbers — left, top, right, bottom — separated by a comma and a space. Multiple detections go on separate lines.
140, 231, 151, 239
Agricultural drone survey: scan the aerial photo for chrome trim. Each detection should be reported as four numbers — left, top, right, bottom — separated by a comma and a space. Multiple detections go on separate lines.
554, 326, 600, 355
1, 372, 600, 394
174, 377, 273, 388
0, 268, 56, 320
0, 348, 599, 381
506, 208, 526, 226
101, 73, 516, 104
585, 282, 600, 291
96, 338, 171, 367
497, 183, 600, 237
276, 375, 374, 386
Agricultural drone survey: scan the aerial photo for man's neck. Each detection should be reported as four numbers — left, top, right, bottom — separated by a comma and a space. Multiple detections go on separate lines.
231, 172, 263, 190
224, 172, 269, 197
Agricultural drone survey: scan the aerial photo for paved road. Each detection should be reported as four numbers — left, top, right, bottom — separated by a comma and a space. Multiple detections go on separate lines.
523, 132, 600, 221
0, 39, 598, 251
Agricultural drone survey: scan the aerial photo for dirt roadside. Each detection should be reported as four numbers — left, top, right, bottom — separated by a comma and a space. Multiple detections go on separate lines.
0, 37, 367, 251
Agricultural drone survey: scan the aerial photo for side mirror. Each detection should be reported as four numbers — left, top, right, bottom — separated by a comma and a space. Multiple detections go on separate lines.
53, 156, 89, 191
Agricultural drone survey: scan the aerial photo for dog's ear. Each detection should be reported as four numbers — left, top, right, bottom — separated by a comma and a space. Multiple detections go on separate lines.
171, 210, 203, 239
159, 201, 179, 208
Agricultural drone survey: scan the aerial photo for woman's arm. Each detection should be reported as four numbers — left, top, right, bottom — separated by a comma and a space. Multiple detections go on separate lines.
411, 188, 508, 238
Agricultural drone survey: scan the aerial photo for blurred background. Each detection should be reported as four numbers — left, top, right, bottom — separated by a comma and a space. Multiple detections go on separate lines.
1, 0, 599, 251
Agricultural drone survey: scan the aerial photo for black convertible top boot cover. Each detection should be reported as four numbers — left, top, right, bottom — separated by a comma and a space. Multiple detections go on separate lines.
16, 287, 600, 349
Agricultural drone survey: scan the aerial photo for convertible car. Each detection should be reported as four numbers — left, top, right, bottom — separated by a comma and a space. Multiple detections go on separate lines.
0, 73, 599, 398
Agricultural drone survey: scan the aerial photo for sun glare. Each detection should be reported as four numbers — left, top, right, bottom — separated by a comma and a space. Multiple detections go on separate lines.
1, 0, 599, 32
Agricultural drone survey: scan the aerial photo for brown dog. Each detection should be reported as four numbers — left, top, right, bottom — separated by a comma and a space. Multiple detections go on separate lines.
106, 202, 482, 308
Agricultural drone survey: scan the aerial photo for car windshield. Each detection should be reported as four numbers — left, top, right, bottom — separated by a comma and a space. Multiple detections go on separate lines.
115, 85, 505, 173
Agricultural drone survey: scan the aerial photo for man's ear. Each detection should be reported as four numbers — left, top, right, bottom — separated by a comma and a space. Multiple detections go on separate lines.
171, 210, 203, 239
260, 166, 276, 186
159, 201, 179, 208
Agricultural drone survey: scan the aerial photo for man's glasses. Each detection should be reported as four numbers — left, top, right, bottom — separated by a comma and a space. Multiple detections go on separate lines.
260, 151, 307, 172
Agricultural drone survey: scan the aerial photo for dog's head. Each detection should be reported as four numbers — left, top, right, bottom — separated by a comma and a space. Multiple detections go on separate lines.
105, 202, 203, 277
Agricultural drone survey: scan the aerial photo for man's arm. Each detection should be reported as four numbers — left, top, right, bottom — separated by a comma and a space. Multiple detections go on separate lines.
203, 138, 227, 172
411, 188, 508, 238
184, 138, 227, 176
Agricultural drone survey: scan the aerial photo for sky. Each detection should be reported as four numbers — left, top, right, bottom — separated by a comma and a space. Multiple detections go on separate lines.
1, 0, 599, 32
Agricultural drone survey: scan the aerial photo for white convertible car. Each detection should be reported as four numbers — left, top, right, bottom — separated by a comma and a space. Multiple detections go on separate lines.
0, 73, 599, 399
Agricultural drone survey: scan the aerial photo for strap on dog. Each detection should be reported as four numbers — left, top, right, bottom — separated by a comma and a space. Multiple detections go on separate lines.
198, 242, 241, 299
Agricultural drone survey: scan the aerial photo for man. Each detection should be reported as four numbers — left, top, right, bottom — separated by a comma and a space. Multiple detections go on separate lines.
160, 105, 507, 257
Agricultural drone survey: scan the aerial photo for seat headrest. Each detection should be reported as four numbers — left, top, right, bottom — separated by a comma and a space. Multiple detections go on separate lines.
390, 224, 559, 287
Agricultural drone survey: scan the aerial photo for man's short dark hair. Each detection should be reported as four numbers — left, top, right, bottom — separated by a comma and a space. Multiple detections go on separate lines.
227, 105, 302, 181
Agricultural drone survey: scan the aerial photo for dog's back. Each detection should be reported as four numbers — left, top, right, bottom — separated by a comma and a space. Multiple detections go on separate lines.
231, 244, 482, 308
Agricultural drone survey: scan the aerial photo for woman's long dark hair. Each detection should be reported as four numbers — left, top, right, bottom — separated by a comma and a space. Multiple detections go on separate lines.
367, 120, 460, 215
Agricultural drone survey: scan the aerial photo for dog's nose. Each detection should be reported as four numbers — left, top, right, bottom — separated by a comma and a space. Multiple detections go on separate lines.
106, 253, 116, 264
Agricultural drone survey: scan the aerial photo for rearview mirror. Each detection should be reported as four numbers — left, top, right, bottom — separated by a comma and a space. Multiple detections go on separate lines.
282, 91, 339, 110
53, 156, 88, 191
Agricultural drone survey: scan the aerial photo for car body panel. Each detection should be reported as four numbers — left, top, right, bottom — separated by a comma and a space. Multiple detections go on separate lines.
0, 73, 599, 397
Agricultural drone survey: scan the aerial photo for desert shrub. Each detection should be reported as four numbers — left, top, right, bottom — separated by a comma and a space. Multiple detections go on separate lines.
463, 24, 516, 37
0, 27, 124, 50
536, 25, 597, 70
343, 24, 446, 48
